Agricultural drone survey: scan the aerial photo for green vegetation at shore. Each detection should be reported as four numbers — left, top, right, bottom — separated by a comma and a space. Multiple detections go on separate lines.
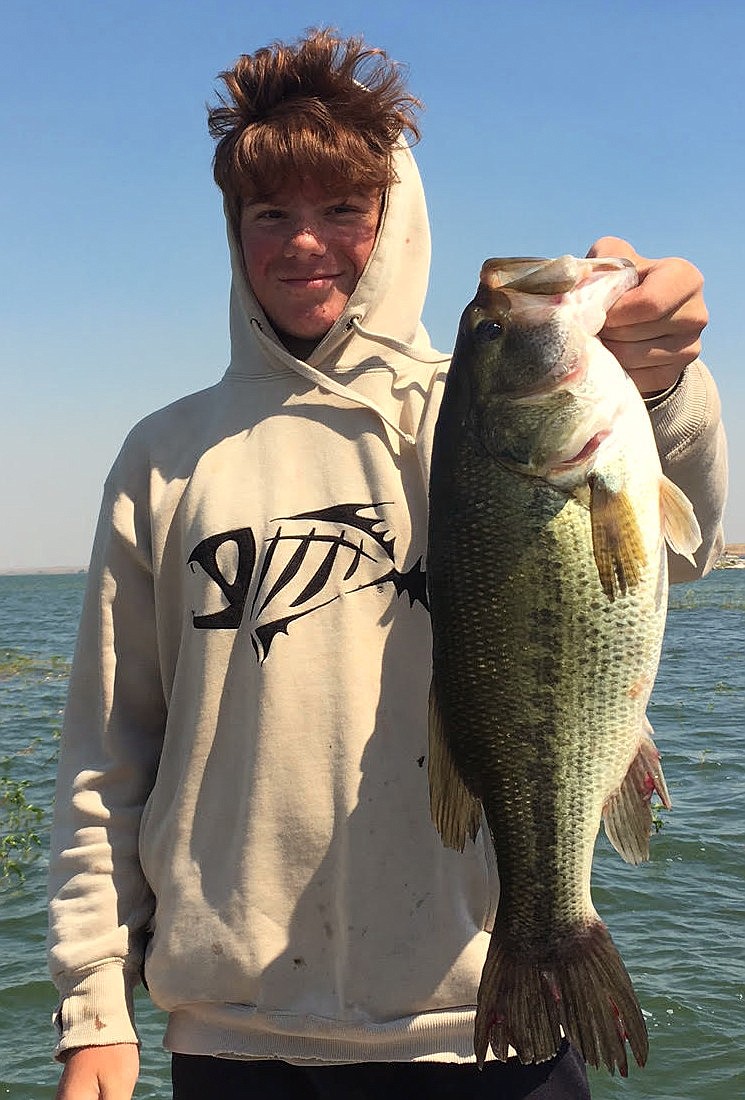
0, 732, 60, 882
0, 772, 45, 882
0, 648, 70, 680
1, 648, 67, 879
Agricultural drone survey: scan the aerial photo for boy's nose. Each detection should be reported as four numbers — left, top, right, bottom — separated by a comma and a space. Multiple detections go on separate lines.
284, 224, 327, 256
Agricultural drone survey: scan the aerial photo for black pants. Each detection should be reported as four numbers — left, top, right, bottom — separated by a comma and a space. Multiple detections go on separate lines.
171, 1042, 591, 1099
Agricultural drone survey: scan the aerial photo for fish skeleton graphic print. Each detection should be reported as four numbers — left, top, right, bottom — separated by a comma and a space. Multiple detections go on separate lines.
188, 502, 428, 663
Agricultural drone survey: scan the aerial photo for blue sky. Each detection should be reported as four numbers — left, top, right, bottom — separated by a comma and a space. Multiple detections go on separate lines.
1, 0, 743, 569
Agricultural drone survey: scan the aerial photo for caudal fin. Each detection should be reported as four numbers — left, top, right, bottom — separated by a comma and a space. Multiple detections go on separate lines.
474, 920, 648, 1076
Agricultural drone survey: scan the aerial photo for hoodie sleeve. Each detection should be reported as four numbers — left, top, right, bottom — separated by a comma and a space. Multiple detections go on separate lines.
647, 359, 728, 583
47, 444, 166, 1057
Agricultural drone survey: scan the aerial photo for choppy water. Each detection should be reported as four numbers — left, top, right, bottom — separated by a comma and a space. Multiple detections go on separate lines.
0, 571, 742, 1098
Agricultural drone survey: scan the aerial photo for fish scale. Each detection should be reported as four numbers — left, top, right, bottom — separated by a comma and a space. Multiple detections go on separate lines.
427, 254, 700, 1075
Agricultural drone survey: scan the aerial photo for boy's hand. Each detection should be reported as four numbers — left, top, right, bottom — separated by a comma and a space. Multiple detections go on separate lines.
55, 1044, 139, 1100
587, 236, 708, 396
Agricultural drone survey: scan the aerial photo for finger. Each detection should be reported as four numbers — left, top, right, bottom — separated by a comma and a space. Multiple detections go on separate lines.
602, 332, 702, 367
602, 332, 702, 384
604, 258, 706, 329
587, 239, 706, 327
586, 236, 641, 264
599, 307, 706, 344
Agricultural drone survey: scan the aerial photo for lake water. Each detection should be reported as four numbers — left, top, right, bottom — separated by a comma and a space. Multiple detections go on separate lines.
1, 571, 743, 1098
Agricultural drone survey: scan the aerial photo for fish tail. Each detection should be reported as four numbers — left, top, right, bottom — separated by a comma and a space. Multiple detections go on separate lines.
474, 919, 648, 1076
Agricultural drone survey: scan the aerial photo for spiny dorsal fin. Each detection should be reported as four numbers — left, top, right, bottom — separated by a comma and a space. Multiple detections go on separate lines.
589, 473, 647, 601
660, 475, 702, 565
428, 680, 482, 851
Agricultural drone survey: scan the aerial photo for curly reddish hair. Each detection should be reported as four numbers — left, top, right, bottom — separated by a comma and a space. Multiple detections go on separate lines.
208, 28, 421, 230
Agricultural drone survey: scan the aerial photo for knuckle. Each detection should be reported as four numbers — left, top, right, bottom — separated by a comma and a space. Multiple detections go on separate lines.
589, 235, 634, 258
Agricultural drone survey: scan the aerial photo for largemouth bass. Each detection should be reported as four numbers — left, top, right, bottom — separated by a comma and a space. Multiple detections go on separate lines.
427, 255, 701, 1075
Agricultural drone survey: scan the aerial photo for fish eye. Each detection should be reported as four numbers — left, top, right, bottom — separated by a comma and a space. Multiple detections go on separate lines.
474, 319, 503, 343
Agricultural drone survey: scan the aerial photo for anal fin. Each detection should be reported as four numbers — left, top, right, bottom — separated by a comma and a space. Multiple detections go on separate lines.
428, 679, 482, 851
603, 718, 672, 864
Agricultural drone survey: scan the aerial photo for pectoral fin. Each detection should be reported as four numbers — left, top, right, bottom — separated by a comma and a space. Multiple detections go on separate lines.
660, 476, 702, 565
589, 472, 647, 601
428, 680, 482, 851
602, 719, 672, 864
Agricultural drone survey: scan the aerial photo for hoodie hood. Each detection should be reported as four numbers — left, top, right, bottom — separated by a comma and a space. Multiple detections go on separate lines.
224, 142, 442, 379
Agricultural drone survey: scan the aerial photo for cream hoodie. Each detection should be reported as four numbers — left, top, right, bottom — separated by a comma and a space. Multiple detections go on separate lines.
47, 143, 727, 1064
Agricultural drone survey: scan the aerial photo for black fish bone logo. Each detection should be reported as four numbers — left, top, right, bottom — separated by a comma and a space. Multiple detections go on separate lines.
188, 503, 427, 662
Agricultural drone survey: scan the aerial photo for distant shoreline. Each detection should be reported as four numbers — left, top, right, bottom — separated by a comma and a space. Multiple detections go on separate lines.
2, 545, 744, 578
0, 567, 87, 576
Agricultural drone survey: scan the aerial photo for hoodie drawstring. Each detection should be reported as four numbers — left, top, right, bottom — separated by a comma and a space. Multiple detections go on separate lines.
251, 318, 448, 448
348, 317, 451, 365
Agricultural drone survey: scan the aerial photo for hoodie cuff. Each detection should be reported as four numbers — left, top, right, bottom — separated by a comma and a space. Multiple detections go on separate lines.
645, 359, 719, 462
52, 962, 140, 1060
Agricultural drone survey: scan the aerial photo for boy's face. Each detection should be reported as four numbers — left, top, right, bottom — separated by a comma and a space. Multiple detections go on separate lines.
239, 183, 382, 344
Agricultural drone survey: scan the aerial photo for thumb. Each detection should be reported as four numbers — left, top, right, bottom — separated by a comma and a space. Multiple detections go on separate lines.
586, 236, 641, 264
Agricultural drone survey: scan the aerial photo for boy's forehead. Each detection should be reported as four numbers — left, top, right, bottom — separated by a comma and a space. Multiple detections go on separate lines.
242, 180, 381, 207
